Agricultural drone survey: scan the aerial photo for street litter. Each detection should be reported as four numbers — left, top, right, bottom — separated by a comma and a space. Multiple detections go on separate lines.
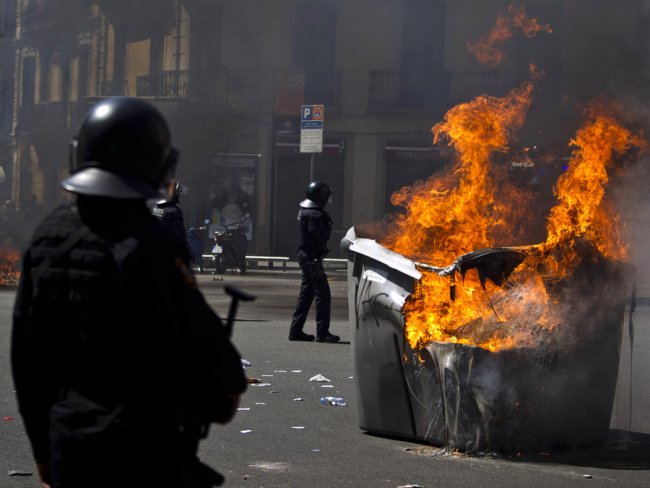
309, 374, 331, 382
3, 416, 14, 421
320, 396, 347, 406
274, 370, 287, 373
8, 470, 33, 476
397, 485, 424, 488
255, 402, 266, 405
246, 377, 262, 384
291, 426, 305, 429
293, 398, 304, 402
240, 430, 253, 434
250, 382, 271, 387
320, 385, 334, 388
241, 359, 252, 368
291, 370, 302, 373
261, 374, 273, 377
237, 408, 251, 411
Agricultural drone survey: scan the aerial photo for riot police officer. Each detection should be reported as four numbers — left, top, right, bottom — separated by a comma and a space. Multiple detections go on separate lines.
288, 181, 340, 343
11, 97, 246, 488
152, 180, 193, 265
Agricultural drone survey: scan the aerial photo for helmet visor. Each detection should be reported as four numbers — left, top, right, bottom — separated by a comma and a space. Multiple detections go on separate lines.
61, 167, 160, 199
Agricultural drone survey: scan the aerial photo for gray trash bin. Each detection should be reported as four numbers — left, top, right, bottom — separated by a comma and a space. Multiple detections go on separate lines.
342, 226, 631, 453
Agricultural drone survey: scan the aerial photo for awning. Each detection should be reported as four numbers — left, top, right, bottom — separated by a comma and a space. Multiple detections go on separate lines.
275, 139, 344, 156
385, 143, 444, 160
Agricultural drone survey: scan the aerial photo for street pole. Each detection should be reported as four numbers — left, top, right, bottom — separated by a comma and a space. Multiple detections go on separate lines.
309, 153, 314, 182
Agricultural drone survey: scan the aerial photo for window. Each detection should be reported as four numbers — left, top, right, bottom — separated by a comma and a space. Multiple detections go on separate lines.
400, 0, 445, 107
22, 56, 36, 105
294, 1, 337, 105
126, 39, 150, 97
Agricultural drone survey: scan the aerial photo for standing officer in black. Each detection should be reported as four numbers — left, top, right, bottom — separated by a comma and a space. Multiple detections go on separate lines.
152, 180, 193, 265
11, 97, 246, 488
288, 181, 340, 343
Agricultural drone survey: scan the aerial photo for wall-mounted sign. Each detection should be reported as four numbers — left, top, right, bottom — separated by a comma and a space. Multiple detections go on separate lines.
300, 104, 324, 153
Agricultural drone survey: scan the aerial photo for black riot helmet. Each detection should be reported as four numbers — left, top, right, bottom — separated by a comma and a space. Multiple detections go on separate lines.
62, 96, 178, 199
167, 180, 188, 203
300, 181, 333, 208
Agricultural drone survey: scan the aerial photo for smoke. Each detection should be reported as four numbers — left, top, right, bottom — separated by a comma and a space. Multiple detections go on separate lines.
613, 153, 650, 278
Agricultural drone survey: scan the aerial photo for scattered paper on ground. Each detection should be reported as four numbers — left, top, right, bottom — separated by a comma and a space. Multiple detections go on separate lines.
309, 374, 331, 382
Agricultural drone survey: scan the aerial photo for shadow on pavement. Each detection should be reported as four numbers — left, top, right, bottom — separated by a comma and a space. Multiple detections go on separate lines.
399, 430, 650, 470
508, 430, 650, 470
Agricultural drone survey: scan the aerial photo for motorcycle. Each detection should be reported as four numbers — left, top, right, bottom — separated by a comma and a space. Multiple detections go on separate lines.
211, 221, 248, 274
186, 219, 211, 273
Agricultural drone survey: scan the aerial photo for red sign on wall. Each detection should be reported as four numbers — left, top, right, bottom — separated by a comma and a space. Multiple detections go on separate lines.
274, 68, 305, 116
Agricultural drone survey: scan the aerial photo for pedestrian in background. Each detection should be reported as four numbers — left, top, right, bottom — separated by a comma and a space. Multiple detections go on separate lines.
288, 181, 340, 343
11, 97, 246, 488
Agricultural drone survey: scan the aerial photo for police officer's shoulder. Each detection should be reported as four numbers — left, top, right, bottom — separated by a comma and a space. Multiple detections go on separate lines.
151, 206, 165, 219
131, 220, 192, 273
300, 206, 328, 220
30, 202, 80, 242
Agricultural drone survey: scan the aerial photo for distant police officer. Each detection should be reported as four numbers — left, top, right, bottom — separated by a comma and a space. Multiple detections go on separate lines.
11, 97, 246, 488
152, 180, 193, 265
288, 181, 340, 343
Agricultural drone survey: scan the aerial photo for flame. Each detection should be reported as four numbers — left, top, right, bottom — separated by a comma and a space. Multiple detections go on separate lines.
530, 100, 648, 277
0, 247, 21, 287
381, 93, 646, 352
383, 80, 535, 264
467, 4, 552, 67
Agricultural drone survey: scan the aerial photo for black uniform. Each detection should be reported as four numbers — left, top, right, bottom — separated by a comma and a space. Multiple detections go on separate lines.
11, 197, 246, 488
152, 197, 193, 264
288, 204, 333, 339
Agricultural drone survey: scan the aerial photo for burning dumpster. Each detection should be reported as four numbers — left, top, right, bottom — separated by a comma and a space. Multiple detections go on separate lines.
342, 227, 631, 453
341, 67, 645, 452
0, 246, 21, 287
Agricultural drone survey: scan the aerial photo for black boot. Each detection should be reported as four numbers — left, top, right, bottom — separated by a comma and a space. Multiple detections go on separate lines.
288, 330, 315, 342
316, 333, 340, 343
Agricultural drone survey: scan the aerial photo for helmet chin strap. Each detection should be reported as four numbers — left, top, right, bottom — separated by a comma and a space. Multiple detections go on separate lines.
164, 178, 177, 201
68, 137, 79, 173
157, 146, 180, 201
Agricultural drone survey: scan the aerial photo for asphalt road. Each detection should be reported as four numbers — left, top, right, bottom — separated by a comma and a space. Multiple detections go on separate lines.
2, 270, 650, 488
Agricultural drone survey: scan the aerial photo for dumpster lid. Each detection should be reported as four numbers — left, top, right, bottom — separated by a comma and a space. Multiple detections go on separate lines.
344, 227, 422, 280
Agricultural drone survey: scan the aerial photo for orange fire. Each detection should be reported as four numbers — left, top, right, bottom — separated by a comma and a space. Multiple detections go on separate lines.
467, 4, 552, 67
384, 80, 536, 264
0, 247, 21, 287
381, 92, 646, 352
530, 100, 648, 278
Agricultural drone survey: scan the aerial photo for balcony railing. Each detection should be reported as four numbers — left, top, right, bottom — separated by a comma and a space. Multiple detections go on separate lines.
161, 70, 189, 98
560, 72, 628, 101
99, 80, 127, 97
198, 69, 259, 106
136, 70, 188, 98
368, 71, 401, 107
136, 75, 155, 97
369, 70, 528, 109
369, 70, 443, 108
445, 71, 518, 106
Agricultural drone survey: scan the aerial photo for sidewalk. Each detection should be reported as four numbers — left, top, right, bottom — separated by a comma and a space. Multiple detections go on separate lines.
197, 255, 348, 280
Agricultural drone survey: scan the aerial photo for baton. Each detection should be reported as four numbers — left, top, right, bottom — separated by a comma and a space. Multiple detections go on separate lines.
224, 285, 257, 337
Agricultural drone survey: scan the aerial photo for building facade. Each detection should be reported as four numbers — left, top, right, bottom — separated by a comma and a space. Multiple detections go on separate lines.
4, 0, 648, 257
